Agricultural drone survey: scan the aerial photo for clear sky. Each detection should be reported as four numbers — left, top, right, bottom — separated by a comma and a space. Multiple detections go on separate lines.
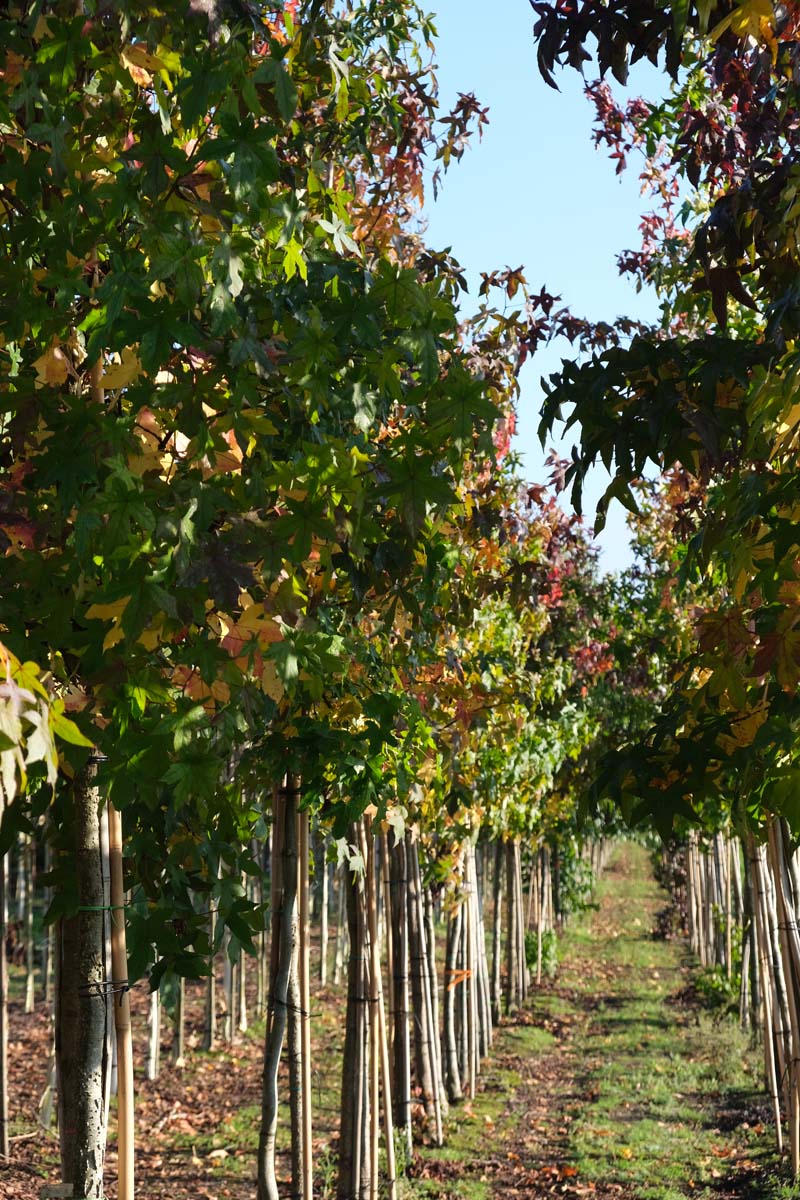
421, 0, 668, 572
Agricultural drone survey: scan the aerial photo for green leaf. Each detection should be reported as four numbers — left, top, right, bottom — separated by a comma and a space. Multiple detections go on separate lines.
50, 708, 94, 748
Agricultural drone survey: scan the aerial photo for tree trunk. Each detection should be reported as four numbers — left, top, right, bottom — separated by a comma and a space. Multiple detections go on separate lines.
172, 978, 185, 1066
258, 779, 299, 1200
389, 833, 412, 1161
293, 804, 312, 1200
356, 816, 397, 1199
0, 847, 8, 1159
334, 863, 347, 986
56, 760, 107, 1199
490, 840, 502, 1023
338, 830, 370, 1200
204, 905, 217, 1051
147, 987, 161, 1082
406, 834, 441, 1142
23, 836, 35, 1014
505, 841, 518, 1014
443, 901, 463, 1103
108, 800, 134, 1200
319, 830, 329, 987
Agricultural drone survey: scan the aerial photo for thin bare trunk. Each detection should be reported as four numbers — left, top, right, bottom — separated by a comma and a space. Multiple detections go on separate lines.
389, 834, 412, 1160
443, 901, 463, 1103
172, 978, 185, 1066
338, 832, 370, 1200
108, 800, 134, 1200
258, 779, 299, 1200
56, 760, 107, 1199
490, 841, 502, 1023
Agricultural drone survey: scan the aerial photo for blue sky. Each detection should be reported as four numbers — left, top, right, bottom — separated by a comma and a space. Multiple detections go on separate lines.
421, 0, 668, 571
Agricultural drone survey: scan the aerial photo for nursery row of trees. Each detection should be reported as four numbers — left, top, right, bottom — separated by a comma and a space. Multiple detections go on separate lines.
530, 0, 800, 1179
6, 0, 800, 1193
0, 0, 671, 1196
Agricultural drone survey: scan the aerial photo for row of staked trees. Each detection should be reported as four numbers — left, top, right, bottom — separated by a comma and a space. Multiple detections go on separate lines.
0, 1, 670, 1198
527, 0, 800, 1180
10, 0, 800, 1192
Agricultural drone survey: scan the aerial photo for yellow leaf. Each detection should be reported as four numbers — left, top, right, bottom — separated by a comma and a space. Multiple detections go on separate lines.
260, 659, 284, 703
33, 342, 71, 388
102, 347, 143, 389
238, 603, 283, 646
137, 616, 164, 651
86, 598, 130, 621
710, 0, 773, 42
718, 700, 769, 753
86, 597, 129, 652
120, 44, 166, 88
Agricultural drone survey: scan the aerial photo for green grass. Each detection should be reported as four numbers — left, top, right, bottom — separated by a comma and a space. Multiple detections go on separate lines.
406, 842, 793, 1200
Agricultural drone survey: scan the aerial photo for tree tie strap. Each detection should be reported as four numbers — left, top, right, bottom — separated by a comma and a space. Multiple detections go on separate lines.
77, 979, 130, 1006
267, 996, 312, 1018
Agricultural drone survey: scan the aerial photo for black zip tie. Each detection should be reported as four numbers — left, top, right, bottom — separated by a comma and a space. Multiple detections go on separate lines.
267, 997, 312, 1018
77, 979, 130, 1004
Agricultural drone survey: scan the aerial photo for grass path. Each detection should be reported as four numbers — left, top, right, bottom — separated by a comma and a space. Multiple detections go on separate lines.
411, 842, 789, 1200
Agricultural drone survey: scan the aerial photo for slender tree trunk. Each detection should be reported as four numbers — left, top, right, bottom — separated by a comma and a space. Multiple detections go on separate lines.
0, 847, 8, 1160
407, 835, 442, 1143
108, 800, 134, 1200
443, 901, 463, 1103
258, 780, 299, 1200
750, 833, 786, 1153
768, 819, 800, 1174
100, 809, 113, 1133
423, 884, 446, 1118
56, 760, 107, 1199
223, 939, 233, 1043
334, 863, 347, 986
298, 806, 312, 1200
389, 833, 412, 1161
147, 987, 161, 1082
172, 978, 185, 1066
23, 836, 35, 1014
490, 841, 502, 1023
471, 844, 492, 1056
288, 916, 303, 1199
204, 904, 217, 1051
505, 841, 518, 1014
256, 835, 268, 1020
238, 947, 248, 1034
319, 830, 329, 987
338, 832, 370, 1200
43, 840, 54, 1005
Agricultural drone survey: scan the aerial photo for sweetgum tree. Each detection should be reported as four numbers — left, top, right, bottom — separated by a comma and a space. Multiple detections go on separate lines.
0, 0, 496, 1191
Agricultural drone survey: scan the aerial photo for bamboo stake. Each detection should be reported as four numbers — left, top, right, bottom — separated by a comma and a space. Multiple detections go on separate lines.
748, 834, 783, 1152
299, 808, 313, 1200
767, 820, 800, 1174
0, 846, 8, 1160
320, 833, 329, 987
381, 833, 394, 1045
